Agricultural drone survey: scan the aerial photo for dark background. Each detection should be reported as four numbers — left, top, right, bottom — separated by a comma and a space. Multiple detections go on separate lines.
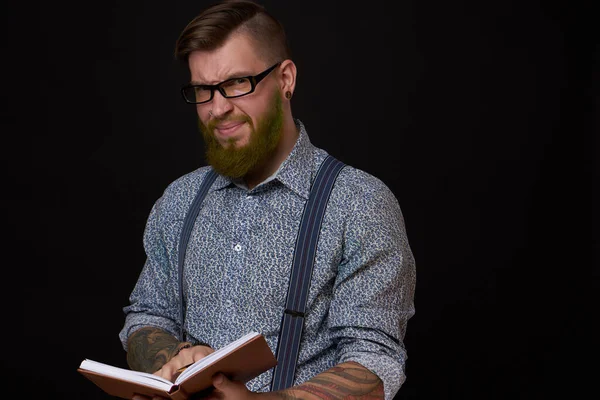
1, 0, 594, 399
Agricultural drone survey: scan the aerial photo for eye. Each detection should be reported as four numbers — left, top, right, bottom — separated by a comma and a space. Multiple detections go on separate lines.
222, 78, 249, 88
184, 85, 212, 103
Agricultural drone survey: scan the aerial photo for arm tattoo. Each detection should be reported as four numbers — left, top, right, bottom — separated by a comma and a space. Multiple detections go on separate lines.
274, 362, 385, 399
126, 327, 180, 373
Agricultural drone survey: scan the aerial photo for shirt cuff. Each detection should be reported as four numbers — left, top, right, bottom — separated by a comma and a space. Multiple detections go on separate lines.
118, 312, 180, 351
339, 351, 406, 400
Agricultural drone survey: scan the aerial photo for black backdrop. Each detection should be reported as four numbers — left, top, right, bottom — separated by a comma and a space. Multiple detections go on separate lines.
1, 1, 594, 399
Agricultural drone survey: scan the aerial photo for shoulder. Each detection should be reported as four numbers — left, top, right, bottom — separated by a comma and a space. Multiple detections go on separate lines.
163, 165, 214, 196
152, 165, 215, 218
333, 161, 399, 206
323, 160, 405, 231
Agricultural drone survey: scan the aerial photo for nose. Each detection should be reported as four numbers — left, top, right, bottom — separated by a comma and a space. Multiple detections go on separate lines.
210, 89, 234, 118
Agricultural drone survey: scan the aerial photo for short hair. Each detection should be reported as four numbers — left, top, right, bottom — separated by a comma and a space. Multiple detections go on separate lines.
174, 0, 291, 65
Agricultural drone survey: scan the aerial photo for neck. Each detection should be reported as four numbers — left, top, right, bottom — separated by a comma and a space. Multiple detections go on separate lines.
244, 118, 299, 190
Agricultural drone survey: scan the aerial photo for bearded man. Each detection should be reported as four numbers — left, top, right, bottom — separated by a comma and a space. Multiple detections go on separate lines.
119, 2, 416, 400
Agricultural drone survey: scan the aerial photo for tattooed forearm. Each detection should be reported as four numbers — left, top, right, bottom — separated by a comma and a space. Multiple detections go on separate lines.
273, 361, 384, 400
126, 327, 181, 373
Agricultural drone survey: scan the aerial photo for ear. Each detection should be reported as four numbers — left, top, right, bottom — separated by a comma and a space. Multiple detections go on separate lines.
279, 59, 297, 98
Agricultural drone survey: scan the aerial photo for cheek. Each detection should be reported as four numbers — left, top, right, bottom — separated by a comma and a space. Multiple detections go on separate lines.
242, 102, 270, 128
196, 105, 209, 120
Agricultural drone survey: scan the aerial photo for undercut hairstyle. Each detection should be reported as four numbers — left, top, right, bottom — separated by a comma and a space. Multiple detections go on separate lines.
174, 0, 292, 65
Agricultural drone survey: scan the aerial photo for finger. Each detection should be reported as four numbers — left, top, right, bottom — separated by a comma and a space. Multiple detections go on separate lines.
192, 346, 215, 362
154, 363, 183, 381
213, 373, 225, 387
152, 367, 171, 380
212, 373, 248, 398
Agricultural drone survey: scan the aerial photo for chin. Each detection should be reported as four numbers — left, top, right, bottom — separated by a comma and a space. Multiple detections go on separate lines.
228, 137, 252, 149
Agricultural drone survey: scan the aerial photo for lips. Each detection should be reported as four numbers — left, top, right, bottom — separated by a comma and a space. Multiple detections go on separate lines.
214, 121, 245, 138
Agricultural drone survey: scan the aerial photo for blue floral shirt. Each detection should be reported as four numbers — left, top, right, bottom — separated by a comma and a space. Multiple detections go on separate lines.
119, 120, 416, 400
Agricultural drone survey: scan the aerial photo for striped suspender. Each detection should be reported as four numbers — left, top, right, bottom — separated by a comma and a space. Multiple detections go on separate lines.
271, 155, 346, 391
177, 168, 218, 341
176, 155, 346, 389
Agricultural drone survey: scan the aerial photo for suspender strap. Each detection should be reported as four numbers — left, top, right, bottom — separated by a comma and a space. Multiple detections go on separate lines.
175, 155, 346, 387
177, 168, 218, 341
270, 155, 346, 391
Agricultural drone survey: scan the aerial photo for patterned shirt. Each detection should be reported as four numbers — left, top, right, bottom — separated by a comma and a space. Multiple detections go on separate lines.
119, 119, 416, 400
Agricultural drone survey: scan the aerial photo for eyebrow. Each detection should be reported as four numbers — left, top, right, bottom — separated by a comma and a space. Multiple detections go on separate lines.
190, 70, 255, 86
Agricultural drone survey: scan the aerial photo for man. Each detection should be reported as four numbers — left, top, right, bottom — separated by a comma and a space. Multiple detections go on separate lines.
119, 1, 416, 399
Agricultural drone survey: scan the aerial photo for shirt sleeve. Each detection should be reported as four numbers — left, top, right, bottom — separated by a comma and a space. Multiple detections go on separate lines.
118, 194, 182, 351
327, 172, 416, 400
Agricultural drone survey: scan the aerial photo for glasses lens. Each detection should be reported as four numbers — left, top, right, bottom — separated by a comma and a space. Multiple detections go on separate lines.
183, 86, 212, 104
221, 78, 252, 97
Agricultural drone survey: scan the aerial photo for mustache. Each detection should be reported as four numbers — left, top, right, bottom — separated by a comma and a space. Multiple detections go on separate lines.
207, 116, 251, 132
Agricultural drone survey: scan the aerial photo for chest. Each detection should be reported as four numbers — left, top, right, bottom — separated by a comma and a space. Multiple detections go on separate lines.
181, 186, 344, 327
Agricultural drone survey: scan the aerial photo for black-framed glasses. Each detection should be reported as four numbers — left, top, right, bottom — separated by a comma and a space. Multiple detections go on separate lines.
181, 62, 281, 104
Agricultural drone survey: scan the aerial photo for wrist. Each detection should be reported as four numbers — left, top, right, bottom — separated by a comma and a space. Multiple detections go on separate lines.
191, 340, 212, 349
175, 340, 212, 356
174, 341, 193, 357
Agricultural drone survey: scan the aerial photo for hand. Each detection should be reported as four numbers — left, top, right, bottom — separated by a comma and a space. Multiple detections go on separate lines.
130, 344, 214, 400
155, 344, 215, 382
203, 373, 261, 400
131, 395, 167, 400
131, 373, 260, 400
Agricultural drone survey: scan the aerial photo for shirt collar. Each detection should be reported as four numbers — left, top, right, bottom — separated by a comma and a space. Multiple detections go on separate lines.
209, 119, 316, 200
272, 119, 315, 199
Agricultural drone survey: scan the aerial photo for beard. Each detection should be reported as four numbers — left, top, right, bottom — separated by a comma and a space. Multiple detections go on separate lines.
198, 91, 284, 180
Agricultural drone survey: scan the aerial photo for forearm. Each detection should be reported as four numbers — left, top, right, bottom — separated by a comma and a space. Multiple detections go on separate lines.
126, 326, 186, 373
269, 361, 384, 400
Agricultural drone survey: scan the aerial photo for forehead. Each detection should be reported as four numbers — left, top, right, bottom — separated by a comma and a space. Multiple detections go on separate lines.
188, 33, 265, 84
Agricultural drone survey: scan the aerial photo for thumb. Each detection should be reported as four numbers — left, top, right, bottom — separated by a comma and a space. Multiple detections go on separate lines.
212, 372, 253, 399
212, 373, 228, 389
212, 373, 247, 396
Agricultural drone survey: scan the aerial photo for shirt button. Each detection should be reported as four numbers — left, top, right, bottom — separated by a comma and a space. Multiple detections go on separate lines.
233, 244, 242, 252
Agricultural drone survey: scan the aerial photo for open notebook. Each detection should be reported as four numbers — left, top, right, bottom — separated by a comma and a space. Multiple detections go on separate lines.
78, 332, 277, 400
